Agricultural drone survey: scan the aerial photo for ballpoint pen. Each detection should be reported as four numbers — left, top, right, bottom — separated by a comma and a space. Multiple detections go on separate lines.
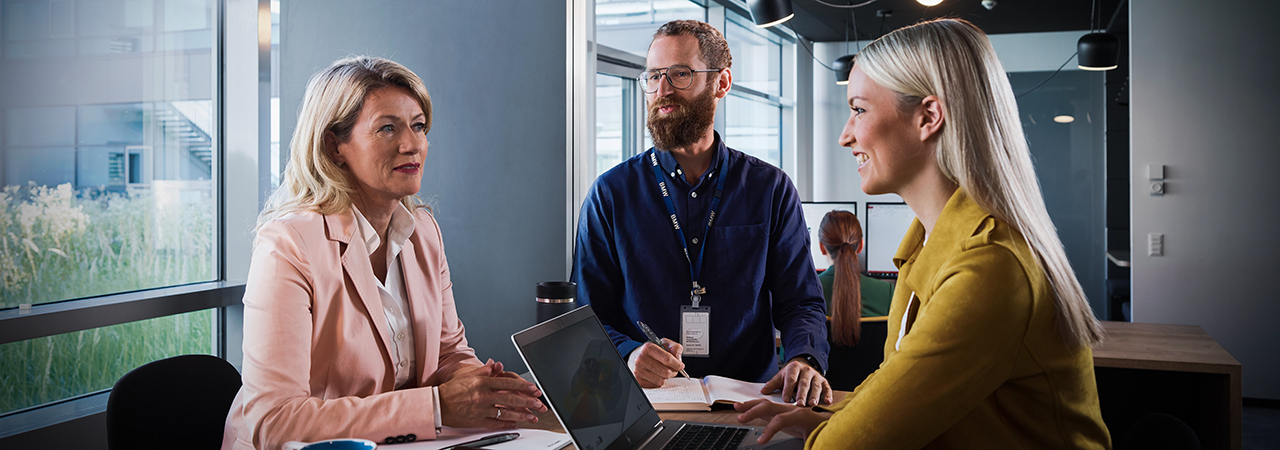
442, 432, 519, 450
636, 321, 692, 379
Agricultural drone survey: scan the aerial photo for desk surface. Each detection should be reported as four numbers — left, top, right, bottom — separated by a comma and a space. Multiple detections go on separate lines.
1092, 321, 1241, 374
1093, 321, 1242, 450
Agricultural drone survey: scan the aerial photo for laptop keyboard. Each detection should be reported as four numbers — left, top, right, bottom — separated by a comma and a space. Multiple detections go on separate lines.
662, 424, 751, 450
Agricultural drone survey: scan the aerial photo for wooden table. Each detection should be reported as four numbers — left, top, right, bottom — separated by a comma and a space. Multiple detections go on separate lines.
1092, 321, 1242, 450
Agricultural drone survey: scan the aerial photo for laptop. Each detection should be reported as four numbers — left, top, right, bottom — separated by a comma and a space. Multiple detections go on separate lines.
512, 305, 804, 450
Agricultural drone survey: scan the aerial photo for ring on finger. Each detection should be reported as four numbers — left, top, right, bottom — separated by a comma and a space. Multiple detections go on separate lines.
496, 407, 503, 419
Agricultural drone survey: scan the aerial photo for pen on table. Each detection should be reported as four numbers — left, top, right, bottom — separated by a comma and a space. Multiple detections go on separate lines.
636, 321, 692, 379
442, 432, 519, 450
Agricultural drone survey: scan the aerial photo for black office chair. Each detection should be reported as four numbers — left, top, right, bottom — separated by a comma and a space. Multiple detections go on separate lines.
824, 318, 889, 391
106, 354, 242, 450
1119, 413, 1202, 450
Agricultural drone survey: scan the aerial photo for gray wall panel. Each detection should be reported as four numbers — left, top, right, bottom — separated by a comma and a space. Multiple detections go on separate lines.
1130, 0, 1280, 399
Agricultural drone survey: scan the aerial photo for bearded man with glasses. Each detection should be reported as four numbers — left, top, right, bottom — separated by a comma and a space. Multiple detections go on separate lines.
573, 20, 833, 407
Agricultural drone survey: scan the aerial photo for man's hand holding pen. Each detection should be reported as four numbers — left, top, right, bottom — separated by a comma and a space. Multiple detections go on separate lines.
627, 338, 687, 388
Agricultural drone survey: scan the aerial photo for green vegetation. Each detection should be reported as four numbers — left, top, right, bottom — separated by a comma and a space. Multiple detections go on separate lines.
0, 310, 213, 414
0, 183, 216, 414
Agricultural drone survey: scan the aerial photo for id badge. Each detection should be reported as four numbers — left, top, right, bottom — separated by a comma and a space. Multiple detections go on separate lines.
680, 305, 711, 357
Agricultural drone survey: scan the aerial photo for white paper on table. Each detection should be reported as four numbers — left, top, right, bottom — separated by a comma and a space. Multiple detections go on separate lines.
392, 427, 570, 449
642, 377, 711, 404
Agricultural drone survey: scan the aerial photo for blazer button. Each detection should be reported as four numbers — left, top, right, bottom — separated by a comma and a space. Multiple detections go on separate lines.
406, 434, 417, 442
395, 435, 408, 443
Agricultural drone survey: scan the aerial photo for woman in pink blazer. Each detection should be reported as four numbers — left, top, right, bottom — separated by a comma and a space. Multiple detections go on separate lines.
222, 56, 546, 450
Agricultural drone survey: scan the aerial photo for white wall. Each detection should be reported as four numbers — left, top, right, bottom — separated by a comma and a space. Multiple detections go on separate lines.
1130, 0, 1280, 399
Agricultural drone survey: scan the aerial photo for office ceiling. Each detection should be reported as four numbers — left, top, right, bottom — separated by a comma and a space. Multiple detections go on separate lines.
787, 0, 1127, 42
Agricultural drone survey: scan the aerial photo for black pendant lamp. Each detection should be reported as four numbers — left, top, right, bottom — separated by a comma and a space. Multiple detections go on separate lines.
1077, 32, 1119, 71
834, 55, 856, 85
747, 0, 794, 28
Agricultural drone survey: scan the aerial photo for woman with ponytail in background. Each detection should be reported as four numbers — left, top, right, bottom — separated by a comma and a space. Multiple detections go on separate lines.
815, 210, 894, 346
733, 18, 1110, 449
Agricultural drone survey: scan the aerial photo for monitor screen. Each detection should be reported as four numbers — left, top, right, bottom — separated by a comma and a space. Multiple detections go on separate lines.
800, 202, 856, 271
865, 203, 916, 277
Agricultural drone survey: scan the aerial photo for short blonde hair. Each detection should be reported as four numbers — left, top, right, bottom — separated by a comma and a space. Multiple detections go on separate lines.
857, 19, 1104, 346
256, 56, 432, 233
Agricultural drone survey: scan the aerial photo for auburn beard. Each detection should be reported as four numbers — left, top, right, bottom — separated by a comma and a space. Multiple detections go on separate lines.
647, 84, 717, 152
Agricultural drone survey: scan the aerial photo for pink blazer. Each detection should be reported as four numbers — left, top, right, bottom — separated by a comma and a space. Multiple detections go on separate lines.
222, 208, 482, 450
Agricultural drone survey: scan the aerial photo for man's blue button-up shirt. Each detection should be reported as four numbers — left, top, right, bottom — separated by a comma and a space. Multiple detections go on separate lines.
572, 132, 829, 383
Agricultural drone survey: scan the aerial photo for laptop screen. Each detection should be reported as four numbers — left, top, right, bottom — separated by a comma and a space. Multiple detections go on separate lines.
514, 306, 662, 450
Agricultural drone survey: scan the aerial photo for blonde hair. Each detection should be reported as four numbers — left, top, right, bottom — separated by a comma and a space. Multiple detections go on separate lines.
256, 56, 432, 234
856, 18, 1104, 346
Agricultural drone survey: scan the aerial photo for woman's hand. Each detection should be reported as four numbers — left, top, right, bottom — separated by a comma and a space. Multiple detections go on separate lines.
438, 359, 548, 429
734, 399, 831, 444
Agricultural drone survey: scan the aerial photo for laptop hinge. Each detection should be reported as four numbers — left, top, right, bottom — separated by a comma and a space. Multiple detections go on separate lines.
634, 421, 669, 449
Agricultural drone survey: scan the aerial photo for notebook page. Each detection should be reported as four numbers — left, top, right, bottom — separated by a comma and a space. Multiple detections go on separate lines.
704, 375, 786, 404
642, 377, 711, 404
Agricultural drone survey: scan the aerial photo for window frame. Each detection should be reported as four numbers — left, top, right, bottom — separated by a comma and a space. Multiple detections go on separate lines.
719, 8, 795, 170
0, 0, 270, 438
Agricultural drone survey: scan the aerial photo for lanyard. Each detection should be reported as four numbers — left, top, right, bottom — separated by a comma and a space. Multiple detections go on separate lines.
648, 149, 729, 308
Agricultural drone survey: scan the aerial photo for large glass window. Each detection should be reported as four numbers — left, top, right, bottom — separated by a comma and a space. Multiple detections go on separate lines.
723, 93, 781, 164
722, 11, 785, 167
0, 0, 217, 416
596, 0, 704, 59
725, 15, 781, 97
596, 74, 627, 175
0, 309, 213, 414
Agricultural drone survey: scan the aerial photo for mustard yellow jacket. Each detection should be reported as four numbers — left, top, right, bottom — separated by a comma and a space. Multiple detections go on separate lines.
807, 190, 1110, 449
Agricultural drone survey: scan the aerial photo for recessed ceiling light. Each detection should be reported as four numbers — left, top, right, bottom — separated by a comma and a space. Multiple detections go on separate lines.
1054, 115, 1075, 124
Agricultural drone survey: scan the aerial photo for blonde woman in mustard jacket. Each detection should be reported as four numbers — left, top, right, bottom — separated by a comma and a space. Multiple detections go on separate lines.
734, 19, 1111, 449
222, 57, 546, 450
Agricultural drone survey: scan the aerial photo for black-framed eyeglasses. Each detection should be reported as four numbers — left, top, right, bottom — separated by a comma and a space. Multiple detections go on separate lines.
638, 65, 723, 93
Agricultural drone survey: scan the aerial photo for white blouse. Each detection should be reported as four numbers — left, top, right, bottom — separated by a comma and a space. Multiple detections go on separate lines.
351, 204, 417, 389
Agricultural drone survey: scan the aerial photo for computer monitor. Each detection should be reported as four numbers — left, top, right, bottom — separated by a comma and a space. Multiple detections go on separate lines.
800, 202, 856, 271
864, 202, 916, 278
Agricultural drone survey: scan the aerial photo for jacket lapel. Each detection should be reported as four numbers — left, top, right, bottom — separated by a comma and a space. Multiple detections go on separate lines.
400, 237, 435, 386
327, 211, 396, 370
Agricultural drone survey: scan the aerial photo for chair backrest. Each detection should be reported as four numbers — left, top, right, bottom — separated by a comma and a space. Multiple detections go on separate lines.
107, 354, 242, 450
823, 318, 889, 391
1120, 413, 1202, 450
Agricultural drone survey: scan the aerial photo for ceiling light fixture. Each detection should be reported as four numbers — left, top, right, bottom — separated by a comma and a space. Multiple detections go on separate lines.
917, 0, 943, 5
835, 55, 856, 85
1077, 0, 1119, 71
1077, 33, 1119, 70
746, 0, 795, 28
1054, 114, 1075, 124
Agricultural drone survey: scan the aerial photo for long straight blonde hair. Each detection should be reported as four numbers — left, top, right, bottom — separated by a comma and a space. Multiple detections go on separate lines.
857, 19, 1104, 347
255, 56, 432, 234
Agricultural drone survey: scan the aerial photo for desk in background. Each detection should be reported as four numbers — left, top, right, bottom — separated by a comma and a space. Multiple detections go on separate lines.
1093, 321, 1242, 450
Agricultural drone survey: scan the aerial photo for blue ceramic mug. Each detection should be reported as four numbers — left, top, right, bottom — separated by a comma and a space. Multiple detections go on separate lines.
282, 438, 377, 450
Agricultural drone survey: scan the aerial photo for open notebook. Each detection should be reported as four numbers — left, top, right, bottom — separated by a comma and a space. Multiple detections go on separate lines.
642, 375, 788, 411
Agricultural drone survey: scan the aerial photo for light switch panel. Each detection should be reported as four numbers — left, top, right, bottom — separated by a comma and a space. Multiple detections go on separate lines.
1148, 164, 1165, 180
